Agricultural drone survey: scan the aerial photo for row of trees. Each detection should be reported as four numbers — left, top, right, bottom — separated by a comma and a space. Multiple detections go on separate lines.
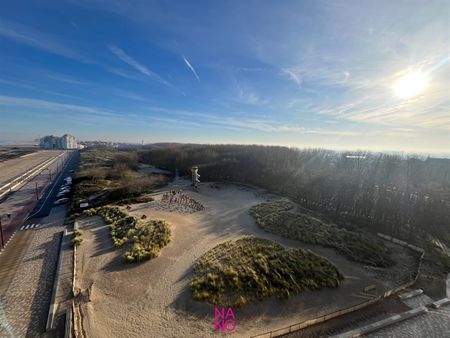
138, 144, 450, 244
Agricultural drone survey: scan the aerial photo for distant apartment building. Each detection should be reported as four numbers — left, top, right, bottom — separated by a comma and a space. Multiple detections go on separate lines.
39, 134, 78, 149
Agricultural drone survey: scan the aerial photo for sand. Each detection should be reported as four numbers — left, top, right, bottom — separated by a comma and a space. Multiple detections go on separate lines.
74, 182, 416, 338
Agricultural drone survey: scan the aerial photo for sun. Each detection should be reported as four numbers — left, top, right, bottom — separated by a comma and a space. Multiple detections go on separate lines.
393, 71, 429, 99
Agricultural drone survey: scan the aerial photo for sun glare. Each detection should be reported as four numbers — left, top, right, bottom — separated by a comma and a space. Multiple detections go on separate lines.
393, 71, 429, 99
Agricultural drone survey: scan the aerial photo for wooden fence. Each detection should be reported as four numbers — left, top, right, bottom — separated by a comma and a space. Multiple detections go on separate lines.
250, 234, 424, 338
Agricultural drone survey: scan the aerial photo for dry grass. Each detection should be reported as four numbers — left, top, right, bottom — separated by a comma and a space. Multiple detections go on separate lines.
250, 201, 394, 268
191, 237, 343, 307
83, 206, 171, 263
73, 230, 83, 246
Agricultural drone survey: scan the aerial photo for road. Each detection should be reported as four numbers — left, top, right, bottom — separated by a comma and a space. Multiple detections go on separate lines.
0, 150, 63, 188
0, 151, 77, 248
0, 151, 79, 337
27, 151, 79, 219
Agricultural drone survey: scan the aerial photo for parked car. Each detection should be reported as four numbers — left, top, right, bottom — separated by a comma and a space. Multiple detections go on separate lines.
54, 197, 69, 205
59, 189, 70, 196
69, 170, 75, 173
57, 191, 69, 198
60, 184, 71, 190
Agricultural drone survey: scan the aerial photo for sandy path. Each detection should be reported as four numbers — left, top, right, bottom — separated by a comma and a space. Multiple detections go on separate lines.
75, 183, 413, 338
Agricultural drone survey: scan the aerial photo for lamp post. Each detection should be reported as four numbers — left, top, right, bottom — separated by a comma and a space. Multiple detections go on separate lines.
0, 213, 12, 248
44, 167, 52, 180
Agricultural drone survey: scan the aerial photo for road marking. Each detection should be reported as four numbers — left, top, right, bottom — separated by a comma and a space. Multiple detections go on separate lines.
26, 151, 73, 220
20, 224, 42, 230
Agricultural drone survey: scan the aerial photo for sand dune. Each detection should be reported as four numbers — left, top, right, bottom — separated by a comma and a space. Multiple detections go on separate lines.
75, 183, 413, 337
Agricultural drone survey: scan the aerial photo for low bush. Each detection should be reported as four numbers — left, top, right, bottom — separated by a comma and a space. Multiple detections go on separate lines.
123, 219, 171, 263
83, 206, 171, 263
191, 237, 343, 307
250, 201, 394, 268
73, 230, 83, 247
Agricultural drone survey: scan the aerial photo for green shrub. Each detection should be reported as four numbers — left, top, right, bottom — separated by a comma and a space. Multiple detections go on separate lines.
191, 237, 343, 307
73, 230, 83, 247
122, 219, 171, 263
83, 205, 171, 263
250, 202, 394, 268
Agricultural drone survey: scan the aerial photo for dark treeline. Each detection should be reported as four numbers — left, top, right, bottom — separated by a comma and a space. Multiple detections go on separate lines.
138, 144, 450, 244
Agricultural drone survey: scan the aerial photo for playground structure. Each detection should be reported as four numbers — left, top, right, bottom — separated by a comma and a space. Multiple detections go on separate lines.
161, 191, 204, 211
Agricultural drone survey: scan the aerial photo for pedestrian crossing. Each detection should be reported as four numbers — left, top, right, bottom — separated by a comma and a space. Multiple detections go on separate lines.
19, 223, 41, 231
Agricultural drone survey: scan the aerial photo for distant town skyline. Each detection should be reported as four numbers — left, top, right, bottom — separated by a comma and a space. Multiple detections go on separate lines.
0, 1, 449, 154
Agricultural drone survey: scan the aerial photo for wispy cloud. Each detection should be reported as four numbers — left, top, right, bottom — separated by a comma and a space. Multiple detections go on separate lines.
108, 45, 152, 76
281, 68, 302, 84
0, 19, 92, 63
0, 79, 80, 99
237, 86, 268, 106
182, 55, 200, 82
70, 21, 79, 31
113, 89, 151, 102
108, 44, 173, 87
107, 68, 141, 80
0, 95, 118, 117
45, 72, 87, 85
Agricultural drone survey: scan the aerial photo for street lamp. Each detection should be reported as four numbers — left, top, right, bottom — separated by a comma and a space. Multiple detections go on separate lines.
43, 167, 52, 180
0, 213, 12, 248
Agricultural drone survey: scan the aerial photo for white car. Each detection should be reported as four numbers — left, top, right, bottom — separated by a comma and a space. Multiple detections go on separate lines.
54, 197, 69, 205
57, 191, 69, 198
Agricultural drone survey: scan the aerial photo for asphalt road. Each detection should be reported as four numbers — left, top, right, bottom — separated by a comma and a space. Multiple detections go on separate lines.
0, 150, 63, 187
0, 151, 79, 336
27, 150, 80, 220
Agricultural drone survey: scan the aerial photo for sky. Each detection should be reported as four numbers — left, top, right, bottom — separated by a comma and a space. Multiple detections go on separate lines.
0, 0, 449, 154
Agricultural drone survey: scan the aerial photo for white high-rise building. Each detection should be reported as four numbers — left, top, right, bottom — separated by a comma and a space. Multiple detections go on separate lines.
39, 134, 78, 149
61, 134, 77, 149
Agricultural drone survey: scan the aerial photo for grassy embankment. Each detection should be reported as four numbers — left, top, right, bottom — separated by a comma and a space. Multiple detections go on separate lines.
191, 237, 344, 307
250, 201, 394, 268
84, 206, 171, 263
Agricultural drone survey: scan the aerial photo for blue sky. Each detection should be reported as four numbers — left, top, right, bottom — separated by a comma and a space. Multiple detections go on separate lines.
0, 1, 449, 154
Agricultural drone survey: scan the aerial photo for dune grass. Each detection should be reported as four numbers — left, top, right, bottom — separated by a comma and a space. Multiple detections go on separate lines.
73, 230, 83, 247
83, 206, 171, 263
191, 237, 343, 307
250, 201, 394, 268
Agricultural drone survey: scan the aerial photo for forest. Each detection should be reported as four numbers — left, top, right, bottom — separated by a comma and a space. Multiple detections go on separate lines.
138, 144, 450, 249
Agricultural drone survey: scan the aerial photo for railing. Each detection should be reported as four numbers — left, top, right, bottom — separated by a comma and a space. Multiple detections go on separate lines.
250, 234, 424, 338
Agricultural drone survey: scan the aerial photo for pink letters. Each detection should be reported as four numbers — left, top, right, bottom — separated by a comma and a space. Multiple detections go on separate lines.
214, 307, 236, 332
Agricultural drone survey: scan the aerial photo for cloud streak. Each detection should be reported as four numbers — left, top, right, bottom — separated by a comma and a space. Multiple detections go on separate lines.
108, 45, 152, 76
182, 55, 200, 82
0, 19, 92, 63
108, 44, 174, 88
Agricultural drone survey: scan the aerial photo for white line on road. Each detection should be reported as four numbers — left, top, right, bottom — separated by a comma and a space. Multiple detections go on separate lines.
26, 151, 73, 220
0, 151, 66, 198
25, 224, 31, 229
